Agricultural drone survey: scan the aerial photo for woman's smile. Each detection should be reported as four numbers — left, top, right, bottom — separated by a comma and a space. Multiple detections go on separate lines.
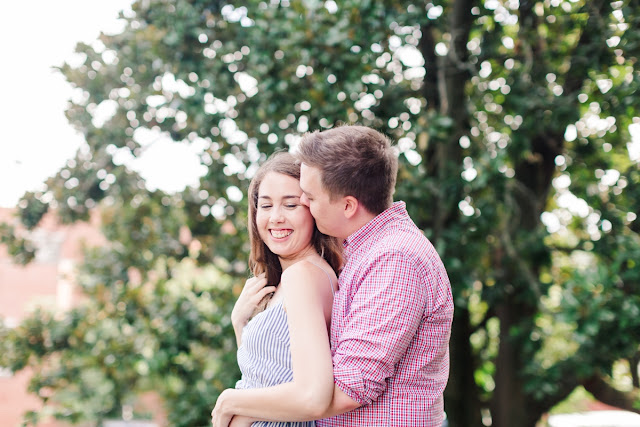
270, 228, 293, 239
256, 172, 315, 266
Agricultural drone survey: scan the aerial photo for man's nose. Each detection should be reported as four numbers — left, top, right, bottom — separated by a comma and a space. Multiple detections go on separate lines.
300, 193, 309, 207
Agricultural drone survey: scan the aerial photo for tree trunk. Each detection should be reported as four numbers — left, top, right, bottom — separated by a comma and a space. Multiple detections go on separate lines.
631, 353, 640, 389
490, 130, 562, 426
445, 307, 483, 427
491, 300, 541, 427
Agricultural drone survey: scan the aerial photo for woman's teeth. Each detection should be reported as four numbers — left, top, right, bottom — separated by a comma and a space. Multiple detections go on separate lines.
271, 229, 293, 238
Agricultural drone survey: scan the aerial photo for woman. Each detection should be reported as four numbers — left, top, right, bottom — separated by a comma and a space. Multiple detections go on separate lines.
211, 152, 342, 427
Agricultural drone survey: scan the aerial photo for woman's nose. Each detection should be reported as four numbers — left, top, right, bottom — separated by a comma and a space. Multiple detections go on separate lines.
270, 206, 284, 222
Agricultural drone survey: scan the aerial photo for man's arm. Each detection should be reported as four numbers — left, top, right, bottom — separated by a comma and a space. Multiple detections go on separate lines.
329, 251, 428, 406
321, 384, 362, 418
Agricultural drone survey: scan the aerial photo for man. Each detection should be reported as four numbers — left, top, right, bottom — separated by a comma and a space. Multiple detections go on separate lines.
297, 125, 453, 426
212, 125, 453, 426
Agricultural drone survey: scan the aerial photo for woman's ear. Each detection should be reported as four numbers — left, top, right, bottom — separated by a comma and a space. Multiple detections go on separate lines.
343, 196, 359, 219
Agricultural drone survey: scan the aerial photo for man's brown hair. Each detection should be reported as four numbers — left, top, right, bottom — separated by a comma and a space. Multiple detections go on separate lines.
247, 151, 343, 309
296, 125, 398, 215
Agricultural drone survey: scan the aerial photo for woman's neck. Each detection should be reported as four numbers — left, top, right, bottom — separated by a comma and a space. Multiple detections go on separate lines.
278, 246, 320, 271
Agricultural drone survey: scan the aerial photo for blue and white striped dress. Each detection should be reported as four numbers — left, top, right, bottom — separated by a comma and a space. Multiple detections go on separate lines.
235, 264, 334, 427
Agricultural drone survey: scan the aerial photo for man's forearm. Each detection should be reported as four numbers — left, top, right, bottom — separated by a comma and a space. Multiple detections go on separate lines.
318, 384, 361, 419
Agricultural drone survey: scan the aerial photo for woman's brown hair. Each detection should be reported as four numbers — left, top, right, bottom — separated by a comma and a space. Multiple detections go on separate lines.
247, 151, 342, 309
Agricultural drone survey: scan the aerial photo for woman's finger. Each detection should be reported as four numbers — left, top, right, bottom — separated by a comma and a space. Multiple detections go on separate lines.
257, 286, 276, 299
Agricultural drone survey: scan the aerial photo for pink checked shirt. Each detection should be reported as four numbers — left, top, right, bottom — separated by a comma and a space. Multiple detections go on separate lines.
317, 202, 453, 427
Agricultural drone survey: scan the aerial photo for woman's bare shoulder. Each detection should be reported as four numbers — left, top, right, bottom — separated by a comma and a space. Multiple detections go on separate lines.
280, 259, 336, 293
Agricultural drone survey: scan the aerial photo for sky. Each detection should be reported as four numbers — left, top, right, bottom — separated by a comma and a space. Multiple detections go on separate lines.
0, 1, 132, 207
1, 2, 638, 211
0, 0, 205, 208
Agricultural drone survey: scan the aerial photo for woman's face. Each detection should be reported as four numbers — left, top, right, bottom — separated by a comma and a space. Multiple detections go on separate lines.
255, 172, 315, 265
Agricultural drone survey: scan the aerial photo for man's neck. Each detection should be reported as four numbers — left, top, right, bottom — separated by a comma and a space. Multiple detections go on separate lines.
343, 209, 377, 240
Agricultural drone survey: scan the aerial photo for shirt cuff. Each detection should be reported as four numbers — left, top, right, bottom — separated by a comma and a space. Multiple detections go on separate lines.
333, 364, 369, 405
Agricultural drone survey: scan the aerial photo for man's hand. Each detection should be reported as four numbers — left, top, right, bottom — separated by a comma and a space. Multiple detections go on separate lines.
229, 415, 256, 426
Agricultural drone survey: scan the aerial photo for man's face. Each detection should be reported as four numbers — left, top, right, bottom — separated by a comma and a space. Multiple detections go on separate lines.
299, 163, 346, 239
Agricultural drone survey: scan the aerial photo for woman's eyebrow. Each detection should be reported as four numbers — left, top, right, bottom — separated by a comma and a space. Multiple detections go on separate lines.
258, 195, 300, 200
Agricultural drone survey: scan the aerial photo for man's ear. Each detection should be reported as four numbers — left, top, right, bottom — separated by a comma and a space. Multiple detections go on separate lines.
343, 196, 359, 219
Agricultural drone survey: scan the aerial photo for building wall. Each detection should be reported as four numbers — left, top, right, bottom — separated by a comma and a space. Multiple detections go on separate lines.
0, 208, 163, 426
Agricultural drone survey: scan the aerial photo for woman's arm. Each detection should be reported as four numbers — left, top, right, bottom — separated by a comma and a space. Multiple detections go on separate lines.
228, 415, 258, 427
212, 261, 335, 424
230, 273, 276, 347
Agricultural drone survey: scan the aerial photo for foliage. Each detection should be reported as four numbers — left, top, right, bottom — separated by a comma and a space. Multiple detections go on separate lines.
2, 0, 640, 426
1, 253, 238, 426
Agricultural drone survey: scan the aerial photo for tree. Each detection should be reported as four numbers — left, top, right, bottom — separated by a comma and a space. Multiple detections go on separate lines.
2, 0, 639, 426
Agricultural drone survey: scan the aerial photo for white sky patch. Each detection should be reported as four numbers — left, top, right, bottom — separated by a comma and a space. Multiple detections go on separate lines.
553, 174, 571, 190
628, 122, 640, 163
355, 93, 377, 111
600, 169, 620, 187
92, 99, 119, 128
129, 136, 209, 193
564, 124, 577, 142
541, 211, 562, 233
226, 186, 243, 202
557, 192, 590, 218
325, 1, 338, 13
161, 72, 195, 97
462, 168, 478, 181
596, 78, 613, 94
396, 45, 424, 68
0, 0, 134, 207
234, 72, 258, 97
458, 199, 475, 217
146, 95, 167, 108
404, 150, 422, 166
133, 127, 162, 146
427, 5, 443, 19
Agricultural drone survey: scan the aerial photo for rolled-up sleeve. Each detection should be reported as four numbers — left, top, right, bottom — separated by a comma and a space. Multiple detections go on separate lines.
331, 251, 427, 405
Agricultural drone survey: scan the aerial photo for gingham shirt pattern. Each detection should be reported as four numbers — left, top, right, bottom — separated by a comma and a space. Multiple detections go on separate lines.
318, 202, 454, 427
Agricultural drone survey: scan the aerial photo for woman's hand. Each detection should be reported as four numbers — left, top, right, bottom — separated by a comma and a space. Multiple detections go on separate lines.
211, 389, 234, 427
231, 273, 276, 345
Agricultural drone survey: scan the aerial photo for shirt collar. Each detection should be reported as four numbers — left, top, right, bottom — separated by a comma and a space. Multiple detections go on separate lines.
343, 201, 407, 257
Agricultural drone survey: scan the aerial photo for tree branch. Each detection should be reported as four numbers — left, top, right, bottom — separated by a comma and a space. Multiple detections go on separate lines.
583, 374, 640, 414
562, 0, 612, 96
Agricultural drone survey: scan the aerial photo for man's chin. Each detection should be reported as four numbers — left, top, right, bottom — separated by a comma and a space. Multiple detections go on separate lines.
318, 224, 336, 238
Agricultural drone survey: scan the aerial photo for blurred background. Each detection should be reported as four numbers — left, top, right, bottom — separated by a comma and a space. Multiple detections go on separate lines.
1, 1, 639, 426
